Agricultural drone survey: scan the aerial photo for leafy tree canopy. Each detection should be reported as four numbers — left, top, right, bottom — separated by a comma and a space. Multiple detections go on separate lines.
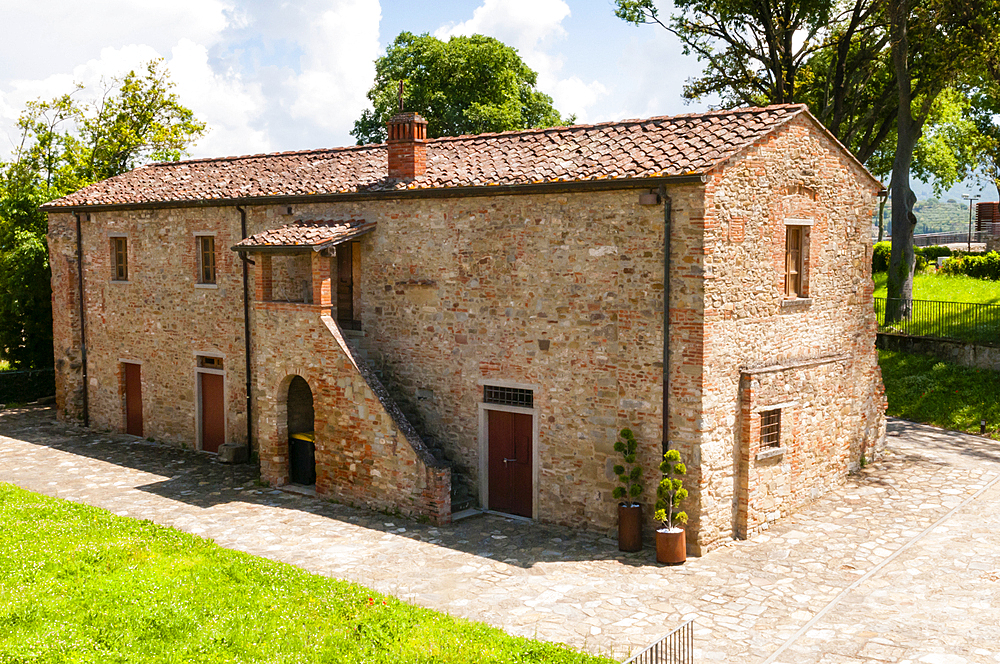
0, 59, 206, 369
351, 32, 569, 145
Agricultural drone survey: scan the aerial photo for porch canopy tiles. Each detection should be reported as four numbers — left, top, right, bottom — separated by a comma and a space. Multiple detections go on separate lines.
232, 219, 376, 254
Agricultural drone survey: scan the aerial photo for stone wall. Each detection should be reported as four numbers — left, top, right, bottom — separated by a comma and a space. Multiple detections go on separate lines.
877, 333, 1000, 371
48, 206, 249, 447
251, 295, 451, 524
258, 189, 677, 532
695, 114, 887, 551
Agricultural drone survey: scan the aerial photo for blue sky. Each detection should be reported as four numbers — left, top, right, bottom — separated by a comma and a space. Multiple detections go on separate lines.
1, 0, 707, 160
0, 0, 991, 199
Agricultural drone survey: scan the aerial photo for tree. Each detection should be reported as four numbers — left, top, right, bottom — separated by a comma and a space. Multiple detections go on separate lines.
885, 0, 994, 314
0, 59, 206, 370
615, 0, 897, 164
351, 32, 568, 145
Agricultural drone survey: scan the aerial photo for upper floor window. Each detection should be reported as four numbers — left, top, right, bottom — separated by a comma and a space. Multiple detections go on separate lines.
111, 236, 128, 281
198, 236, 216, 284
784, 222, 812, 299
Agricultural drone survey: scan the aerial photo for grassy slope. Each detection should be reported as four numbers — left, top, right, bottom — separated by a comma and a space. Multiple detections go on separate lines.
0, 484, 613, 664
872, 272, 1000, 304
879, 350, 1000, 440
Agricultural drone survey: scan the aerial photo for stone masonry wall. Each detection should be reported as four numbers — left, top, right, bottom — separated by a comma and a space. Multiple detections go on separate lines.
696, 114, 887, 551
251, 295, 450, 524
47, 206, 249, 448
48, 212, 85, 421
256, 189, 686, 533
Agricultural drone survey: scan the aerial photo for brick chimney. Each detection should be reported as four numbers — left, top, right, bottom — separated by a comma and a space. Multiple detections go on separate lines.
386, 112, 428, 180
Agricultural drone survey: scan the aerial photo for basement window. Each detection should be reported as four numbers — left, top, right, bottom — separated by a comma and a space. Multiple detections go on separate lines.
760, 409, 781, 448
484, 385, 533, 408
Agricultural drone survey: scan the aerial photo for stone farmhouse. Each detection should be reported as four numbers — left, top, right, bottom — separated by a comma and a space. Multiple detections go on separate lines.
44, 104, 886, 554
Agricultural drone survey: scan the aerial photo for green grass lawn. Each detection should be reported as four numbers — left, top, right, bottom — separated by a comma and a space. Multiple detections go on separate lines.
0, 484, 614, 664
873, 271, 1000, 304
879, 350, 1000, 440
872, 272, 1000, 343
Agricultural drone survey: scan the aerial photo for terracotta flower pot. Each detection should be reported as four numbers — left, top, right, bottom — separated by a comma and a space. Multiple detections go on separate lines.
617, 503, 642, 552
656, 527, 686, 564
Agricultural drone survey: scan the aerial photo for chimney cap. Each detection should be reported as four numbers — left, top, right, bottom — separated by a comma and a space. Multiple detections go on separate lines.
388, 111, 427, 125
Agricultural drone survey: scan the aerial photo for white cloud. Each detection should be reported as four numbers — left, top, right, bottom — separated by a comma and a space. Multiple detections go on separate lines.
434, 0, 607, 122
0, 0, 384, 161
168, 39, 270, 158
289, 0, 381, 133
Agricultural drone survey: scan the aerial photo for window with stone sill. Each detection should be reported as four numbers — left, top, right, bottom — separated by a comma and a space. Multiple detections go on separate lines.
111, 236, 128, 281
760, 408, 781, 448
783, 221, 811, 299
197, 235, 216, 284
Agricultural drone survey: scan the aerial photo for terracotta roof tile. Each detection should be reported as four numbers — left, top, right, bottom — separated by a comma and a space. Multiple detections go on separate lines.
234, 219, 376, 251
45, 105, 808, 209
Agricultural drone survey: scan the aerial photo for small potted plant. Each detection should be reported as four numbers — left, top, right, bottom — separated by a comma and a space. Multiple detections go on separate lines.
613, 428, 643, 552
654, 448, 688, 564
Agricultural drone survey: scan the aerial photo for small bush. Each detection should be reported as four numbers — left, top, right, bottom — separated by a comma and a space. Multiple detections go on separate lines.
872, 242, 935, 273
940, 251, 1000, 281
919, 245, 953, 260
872, 242, 891, 272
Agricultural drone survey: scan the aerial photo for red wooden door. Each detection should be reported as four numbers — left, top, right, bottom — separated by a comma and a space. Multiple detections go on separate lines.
200, 372, 225, 453
488, 410, 533, 518
123, 363, 143, 436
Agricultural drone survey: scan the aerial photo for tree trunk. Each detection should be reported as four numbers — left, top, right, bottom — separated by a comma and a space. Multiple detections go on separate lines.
886, 0, 917, 323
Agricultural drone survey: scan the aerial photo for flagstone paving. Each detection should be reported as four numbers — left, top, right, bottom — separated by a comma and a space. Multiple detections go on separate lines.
2, 405, 999, 662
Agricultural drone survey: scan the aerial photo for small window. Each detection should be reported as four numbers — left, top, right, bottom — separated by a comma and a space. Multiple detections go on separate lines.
760, 409, 781, 447
111, 237, 128, 281
785, 226, 803, 298
484, 385, 533, 408
198, 356, 223, 369
198, 236, 216, 284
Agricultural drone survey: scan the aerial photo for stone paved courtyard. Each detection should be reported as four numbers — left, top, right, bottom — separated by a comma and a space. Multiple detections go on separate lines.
2, 405, 999, 662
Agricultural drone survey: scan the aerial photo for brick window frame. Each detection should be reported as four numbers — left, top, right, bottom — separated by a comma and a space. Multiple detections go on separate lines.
110, 235, 128, 282
760, 409, 781, 448
196, 235, 217, 285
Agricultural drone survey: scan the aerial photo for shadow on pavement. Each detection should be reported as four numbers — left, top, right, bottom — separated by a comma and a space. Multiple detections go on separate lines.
0, 405, 663, 570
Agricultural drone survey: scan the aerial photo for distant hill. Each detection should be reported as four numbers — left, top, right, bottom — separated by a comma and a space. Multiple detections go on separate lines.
883, 198, 974, 235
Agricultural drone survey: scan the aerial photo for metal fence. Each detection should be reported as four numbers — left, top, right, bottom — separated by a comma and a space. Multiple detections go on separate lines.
624, 619, 694, 664
877, 231, 994, 246
874, 297, 1000, 345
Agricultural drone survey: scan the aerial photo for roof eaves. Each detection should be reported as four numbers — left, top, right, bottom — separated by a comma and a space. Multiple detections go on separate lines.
43, 173, 710, 213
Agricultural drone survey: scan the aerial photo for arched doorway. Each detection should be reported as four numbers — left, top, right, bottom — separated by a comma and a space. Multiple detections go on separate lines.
287, 376, 315, 485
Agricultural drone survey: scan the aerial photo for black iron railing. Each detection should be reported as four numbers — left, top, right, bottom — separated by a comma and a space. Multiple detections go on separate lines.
624, 619, 694, 664
874, 297, 1000, 345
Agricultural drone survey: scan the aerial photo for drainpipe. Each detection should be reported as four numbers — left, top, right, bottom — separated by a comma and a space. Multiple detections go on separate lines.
237, 205, 253, 458
73, 211, 90, 427
660, 187, 672, 455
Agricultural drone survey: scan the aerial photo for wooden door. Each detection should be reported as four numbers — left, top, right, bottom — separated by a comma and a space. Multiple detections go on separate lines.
123, 363, 143, 436
336, 243, 353, 322
487, 410, 533, 517
200, 372, 225, 453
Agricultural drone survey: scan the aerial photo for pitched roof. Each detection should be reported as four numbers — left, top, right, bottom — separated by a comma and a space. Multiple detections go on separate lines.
234, 219, 375, 252
44, 104, 811, 209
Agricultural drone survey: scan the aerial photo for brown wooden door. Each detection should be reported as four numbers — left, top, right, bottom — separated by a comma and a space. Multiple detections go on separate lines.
336, 243, 353, 322
488, 410, 533, 518
123, 363, 143, 436
200, 372, 225, 453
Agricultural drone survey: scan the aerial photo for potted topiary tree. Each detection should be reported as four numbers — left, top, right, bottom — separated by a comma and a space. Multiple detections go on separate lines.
654, 448, 689, 564
613, 428, 643, 552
